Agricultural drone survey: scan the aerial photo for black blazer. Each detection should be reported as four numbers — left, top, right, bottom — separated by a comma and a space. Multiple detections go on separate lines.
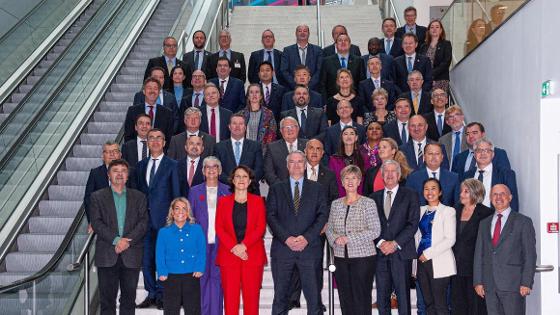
380, 37, 404, 58
123, 104, 175, 144
84, 165, 109, 221
280, 43, 323, 90
319, 54, 365, 100
358, 77, 401, 112
262, 83, 286, 122
399, 139, 449, 171
281, 107, 328, 140
362, 53, 395, 81
182, 49, 212, 72
206, 50, 247, 83
281, 90, 323, 112
395, 25, 428, 48
122, 139, 140, 169
419, 40, 452, 81
214, 138, 264, 183
247, 48, 284, 85
143, 56, 192, 90
199, 104, 232, 141
400, 91, 433, 115
133, 90, 179, 114
305, 165, 339, 206
264, 138, 308, 185
209, 77, 246, 113
393, 54, 433, 92
323, 122, 365, 156
370, 186, 420, 260
177, 157, 205, 197
383, 120, 405, 146
423, 111, 451, 141
463, 166, 519, 211
322, 43, 361, 57
167, 131, 215, 161
453, 203, 493, 276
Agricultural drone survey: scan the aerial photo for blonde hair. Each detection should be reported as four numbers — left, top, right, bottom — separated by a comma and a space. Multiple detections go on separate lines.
379, 137, 412, 179
461, 178, 485, 205
165, 197, 196, 226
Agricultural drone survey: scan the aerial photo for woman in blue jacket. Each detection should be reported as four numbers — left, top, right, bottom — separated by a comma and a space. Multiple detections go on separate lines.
156, 197, 206, 315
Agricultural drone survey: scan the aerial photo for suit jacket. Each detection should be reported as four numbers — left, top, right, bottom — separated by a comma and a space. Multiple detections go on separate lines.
143, 56, 192, 91
248, 48, 284, 86
395, 25, 428, 48
393, 54, 433, 93
423, 111, 451, 141
380, 37, 404, 58
264, 138, 307, 185
206, 50, 247, 83
214, 138, 264, 183
262, 82, 286, 122
183, 49, 212, 72
133, 90, 179, 116
419, 40, 452, 81
453, 203, 493, 277
383, 120, 406, 146
209, 77, 246, 113
135, 156, 181, 228
322, 43, 361, 57
266, 179, 329, 259
84, 165, 109, 221
305, 165, 339, 205
280, 107, 328, 140
176, 89, 207, 133
216, 193, 267, 266
123, 104, 175, 144
399, 139, 449, 171
362, 53, 394, 81
451, 147, 511, 179
473, 211, 537, 291
189, 182, 231, 243
358, 77, 401, 112
370, 186, 420, 260
167, 131, 215, 161
177, 157, 205, 197
90, 187, 148, 268
438, 129, 468, 163
463, 165, 519, 211
199, 104, 232, 141
319, 54, 365, 100
406, 167, 460, 206
281, 90, 323, 112
122, 139, 140, 169
323, 122, 366, 156
414, 203, 457, 278
400, 91, 433, 115
280, 43, 323, 90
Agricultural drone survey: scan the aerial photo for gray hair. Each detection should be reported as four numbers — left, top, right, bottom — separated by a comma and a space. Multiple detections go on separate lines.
184, 106, 202, 118
279, 116, 299, 129
286, 150, 307, 164
103, 140, 120, 150
461, 178, 485, 205
407, 70, 423, 81
473, 137, 494, 151
381, 159, 402, 177
202, 156, 222, 175
340, 165, 362, 181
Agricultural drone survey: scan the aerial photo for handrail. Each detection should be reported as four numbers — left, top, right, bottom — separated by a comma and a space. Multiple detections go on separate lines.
387, 0, 402, 27
535, 265, 554, 272
0, 0, 53, 43
474, 0, 492, 22
316, 0, 323, 48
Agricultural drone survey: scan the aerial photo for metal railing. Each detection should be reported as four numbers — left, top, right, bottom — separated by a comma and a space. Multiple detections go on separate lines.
380, 0, 403, 27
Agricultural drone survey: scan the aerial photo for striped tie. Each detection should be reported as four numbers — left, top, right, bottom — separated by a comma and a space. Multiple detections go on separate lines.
293, 181, 300, 215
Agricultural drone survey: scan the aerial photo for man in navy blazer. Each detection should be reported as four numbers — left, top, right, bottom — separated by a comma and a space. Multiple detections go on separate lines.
380, 18, 404, 58
395, 6, 428, 48
205, 30, 246, 82
280, 65, 323, 111
399, 71, 433, 115
143, 36, 191, 91
267, 150, 328, 315
406, 144, 460, 206
135, 128, 181, 308
322, 25, 361, 58
122, 114, 151, 175
177, 135, 205, 198
423, 88, 451, 141
135, 67, 179, 115
362, 37, 394, 81
370, 160, 420, 315
280, 85, 328, 140
258, 61, 286, 122
383, 97, 412, 146
393, 33, 433, 93
199, 84, 232, 142
359, 55, 400, 111
214, 114, 264, 185
399, 115, 449, 171
248, 29, 284, 86
280, 24, 323, 91
182, 30, 212, 73
323, 100, 365, 156
209, 57, 245, 113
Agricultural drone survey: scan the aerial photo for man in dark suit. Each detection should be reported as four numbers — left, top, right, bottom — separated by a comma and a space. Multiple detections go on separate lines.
264, 117, 308, 185
362, 37, 395, 81
143, 36, 191, 91
319, 33, 365, 100
395, 6, 428, 50
370, 160, 420, 315
135, 128, 181, 309
359, 55, 400, 111
452, 122, 512, 179
199, 83, 233, 141
423, 88, 451, 141
393, 33, 433, 93
209, 57, 246, 113
399, 70, 433, 115
176, 70, 208, 130
406, 143, 460, 206
323, 99, 365, 156
380, 18, 404, 58
399, 115, 450, 171
205, 29, 246, 82
280, 65, 323, 111
280, 85, 328, 140
122, 114, 151, 171
124, 78, 175, 144
464, 138, 519, 211
214, 113, 264, 185
177, 135, 205, 197
135, 67, 180, 116
267, 150, 329, 315
90, 159, 148, 315
182, 30, 212, 73
258, 61, 286, 122
248, 29, 284, 86
383, 97, 412, 146
168, 106, 215, 160
280, 24, 323, 91
439, 105, 468, 166
473, 184, 536, 315
322, 24, 361, 57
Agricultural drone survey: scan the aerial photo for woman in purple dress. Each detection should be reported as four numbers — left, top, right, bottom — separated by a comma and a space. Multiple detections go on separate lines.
328, 125, 365, 197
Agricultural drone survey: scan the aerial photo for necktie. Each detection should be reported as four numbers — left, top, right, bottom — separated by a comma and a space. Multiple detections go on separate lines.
401, 122, 407, 143
147, 105, 154, 123
265, 85, 271, 105
167, 59, 173, 75
300, 108, 307, 133
194, 51, 201, 70
413, 93, 419, 114
374, 79, 380, 89
385, 39, 391, 54
210, 108, 216, 137
340, 57, 347, 69
221, 50, 227, 59
220, 80, 226, 97
384, 190, 393, 219
141, 140, 147, 160
477, 170, 485, 182
194, 93, 200, 107
417, 142, 423, 164
407, 56, 413, 73
311, 167, 317, 181
453, 131, 461, 159
437, 114, 443, 136
299, 47, 306, 65
266, 50, 273, 62
149, 159, 157, 187
188, 159, 195, 187
293, 181, 300, 215
492, 214, 502, 247
467, 151, 476, 171
432, 172, 437, 179
289, 143, 295, 153
234, 141, 241, 165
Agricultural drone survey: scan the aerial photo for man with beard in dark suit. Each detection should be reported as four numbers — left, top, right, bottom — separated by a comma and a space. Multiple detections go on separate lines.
182, 30, 212, 73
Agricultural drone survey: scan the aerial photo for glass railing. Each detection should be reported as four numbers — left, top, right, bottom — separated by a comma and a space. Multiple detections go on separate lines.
0, 0, 151, 233
441, 0, 529, 66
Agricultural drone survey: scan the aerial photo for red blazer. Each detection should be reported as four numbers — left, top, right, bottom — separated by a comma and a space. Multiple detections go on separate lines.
215, 193, 267, 267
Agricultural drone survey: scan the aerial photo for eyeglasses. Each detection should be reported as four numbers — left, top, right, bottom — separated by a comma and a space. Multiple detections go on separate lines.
475, 148, 493, 154
103, 149, 120, 154
281, 125, 298, 131
164, 44, 177, 48
432, 93, 447, 98
148, 136, 164, 142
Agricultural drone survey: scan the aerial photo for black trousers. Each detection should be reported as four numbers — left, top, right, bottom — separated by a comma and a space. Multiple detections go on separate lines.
162, 273, 201, 315
97, 256, 140, 315
334, 255, 376, 315
289, 236, 325, 304
450, 275, 487, 315
417, 260, 450, 315
376, 255, 412, 315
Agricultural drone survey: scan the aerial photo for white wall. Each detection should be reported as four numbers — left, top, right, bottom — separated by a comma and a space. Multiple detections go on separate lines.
413, 0, 453, 25
450, 0, 560, 313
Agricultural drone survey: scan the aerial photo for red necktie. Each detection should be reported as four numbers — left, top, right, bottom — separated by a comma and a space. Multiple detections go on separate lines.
210, 108, 216, 137
147, 105, 154, 124
492, 214, 502, 247
188, 159, 195, 187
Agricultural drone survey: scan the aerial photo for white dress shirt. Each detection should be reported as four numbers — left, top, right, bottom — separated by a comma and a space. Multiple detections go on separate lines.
377, 185, 400, 248
426, 167, 440, 180
296, 105, 308, 128
475, 163, 493, 207
306, 163, 319, 181
186, 156, 201, 180
206, 186, 218, 243
136, 136, 147, 162
146, 153, 164, 184
412, 138, 428, 163
286, 139, 298, 153
205, 105, 221, 142
218, 76, 229, 94
398, 120, 409, 142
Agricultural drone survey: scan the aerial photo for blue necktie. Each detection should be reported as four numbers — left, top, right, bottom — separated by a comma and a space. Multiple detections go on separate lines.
453, 131, 461, 159
266, 50, 273, 63
234, 141, 241, 165
437, 114, 443, 136
407, 56, 413, 73
149, 159, 157, 187
401, 122, 408, 143
340, 57, 347, 69
385, 39, 391, 54
465, 150, 475, 172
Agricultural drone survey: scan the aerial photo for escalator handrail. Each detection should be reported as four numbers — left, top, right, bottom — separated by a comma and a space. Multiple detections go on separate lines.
0, 0, 63, 43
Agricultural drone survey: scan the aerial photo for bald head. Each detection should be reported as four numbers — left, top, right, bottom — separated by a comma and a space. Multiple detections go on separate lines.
490, 184, 513, 212
408, 114, 428, 141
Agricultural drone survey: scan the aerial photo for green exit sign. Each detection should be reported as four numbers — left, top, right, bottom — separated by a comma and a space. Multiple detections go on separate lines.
542, 80, 552, 97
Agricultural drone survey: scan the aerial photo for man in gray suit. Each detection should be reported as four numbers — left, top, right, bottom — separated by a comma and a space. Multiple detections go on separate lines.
473, 184, 537, 315
438, 104, 467, 168
167, 106, 215, 160
89, 159, 148, 315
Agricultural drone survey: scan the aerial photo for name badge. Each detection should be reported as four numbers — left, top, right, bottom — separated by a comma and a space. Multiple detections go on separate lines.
234, 61, 241, 68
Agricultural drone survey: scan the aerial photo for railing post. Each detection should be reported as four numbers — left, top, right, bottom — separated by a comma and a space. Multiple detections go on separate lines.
327, 246, 335, 315
84, 251, 90, 315
32, 280, 37, 315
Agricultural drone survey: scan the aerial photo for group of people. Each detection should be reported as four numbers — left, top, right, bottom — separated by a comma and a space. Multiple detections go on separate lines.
84, 5, 537, 315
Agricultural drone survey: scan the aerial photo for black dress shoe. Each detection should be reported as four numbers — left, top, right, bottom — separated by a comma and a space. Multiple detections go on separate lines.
156, 300, 164, 310
288, 300, 301, 310
136, 297, 155, 308
321, 304, 327, 312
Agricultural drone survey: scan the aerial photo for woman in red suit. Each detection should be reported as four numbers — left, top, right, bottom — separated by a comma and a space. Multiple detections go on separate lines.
215, 165, 267, 315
